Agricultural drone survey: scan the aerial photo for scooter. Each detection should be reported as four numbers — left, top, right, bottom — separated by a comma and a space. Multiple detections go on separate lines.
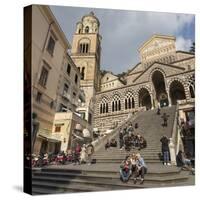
42, 153, 49, 166
56, 152, 66, 165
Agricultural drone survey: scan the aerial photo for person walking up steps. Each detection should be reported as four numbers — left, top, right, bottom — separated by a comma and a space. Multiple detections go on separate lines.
160, 135, 171, 165
86, 143, 94, 165
161, 113, 169, 127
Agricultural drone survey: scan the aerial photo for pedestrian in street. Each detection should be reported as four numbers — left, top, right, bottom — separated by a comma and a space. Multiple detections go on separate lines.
105, 139, 110, 150
119, 128, 124, 150
73, 143, 81, 165
86, 143, 94, 165
133, 153, 147, 184
127, 123, 134, 136
157, 106, 161, 115
161, 113, 169, 127
80, 144, 87, 164
160, 135, 171, 165
134, 123, 138, 129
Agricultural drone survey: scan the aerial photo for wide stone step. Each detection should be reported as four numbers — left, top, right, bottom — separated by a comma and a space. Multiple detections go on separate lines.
41, 163, 180, 175
32, 171, 189, 189
33, 167, 183, 179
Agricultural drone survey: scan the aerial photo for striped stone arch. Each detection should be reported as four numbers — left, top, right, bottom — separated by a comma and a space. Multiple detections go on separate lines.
184, 73, 195, 98
97, 94, 110, 104
184, 73, 195, 87
168, 77, 190, 103
111, 91, 122, 100
98, 95, 110, 114
167, 77, 187, 90
111, 92, 122, 112
136, 85, 152, 109
149, 67, 167, 82
136, 85, 152, 95
123, 89, 136, 109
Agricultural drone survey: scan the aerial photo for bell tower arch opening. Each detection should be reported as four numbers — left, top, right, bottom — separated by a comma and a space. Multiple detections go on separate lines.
71, 12, 101, 124
152, 70, 168, 107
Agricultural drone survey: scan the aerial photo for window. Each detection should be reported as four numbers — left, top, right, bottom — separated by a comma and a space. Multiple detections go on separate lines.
81, 67, 85, 80
88, 113, 92, 125
47, 36, 55, 56
75, 74, 78, 84
39, 67, 49, 87
79, 43, 89, 54
80, 112, 86, 120
63, 84, 69, 95
73, 92, 76, 98
59, 104, 67, 112
50, 101, 54, 109
36, 92, 42, 103
85, 26, 89, 33
67, 64, 71, 75
55, 126, 61, 132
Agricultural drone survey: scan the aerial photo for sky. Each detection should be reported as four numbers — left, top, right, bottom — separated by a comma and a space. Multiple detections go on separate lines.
50, 5, 195, 74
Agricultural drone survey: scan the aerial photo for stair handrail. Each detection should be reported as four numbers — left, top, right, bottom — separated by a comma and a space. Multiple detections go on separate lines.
92, 107, 146, 152
169, 104, 180, 165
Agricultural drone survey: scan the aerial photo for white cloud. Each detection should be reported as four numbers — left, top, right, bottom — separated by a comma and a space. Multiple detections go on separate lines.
176, 36, 192, 51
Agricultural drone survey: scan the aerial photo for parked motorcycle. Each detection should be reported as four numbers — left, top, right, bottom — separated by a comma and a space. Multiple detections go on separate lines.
56, 151, 66, 165
42, 153, 49, 166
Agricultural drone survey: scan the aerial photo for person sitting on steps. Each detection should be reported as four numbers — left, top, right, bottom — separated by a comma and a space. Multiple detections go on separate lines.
119, 157, 132, 183
133, 153, 147, 185
105, 139, 110, 150
110, 138, 117, 148
176, 150, 195, 175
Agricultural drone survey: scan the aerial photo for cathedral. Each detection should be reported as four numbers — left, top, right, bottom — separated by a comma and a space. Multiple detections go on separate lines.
71, 12, 195, 134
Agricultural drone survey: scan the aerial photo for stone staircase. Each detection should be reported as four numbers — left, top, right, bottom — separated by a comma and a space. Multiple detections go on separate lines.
32, 106, 194, 195
92, 106, 177, 163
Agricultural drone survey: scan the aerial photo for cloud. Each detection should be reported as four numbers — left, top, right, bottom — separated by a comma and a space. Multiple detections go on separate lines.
50, 6, 195, 74
176, 36, 192, 51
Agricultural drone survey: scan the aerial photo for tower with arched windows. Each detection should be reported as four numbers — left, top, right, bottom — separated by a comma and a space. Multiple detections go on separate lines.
71, 12, 102, 123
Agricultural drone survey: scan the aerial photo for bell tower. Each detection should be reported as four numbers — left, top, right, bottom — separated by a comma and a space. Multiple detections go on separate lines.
71, 12, 101, 124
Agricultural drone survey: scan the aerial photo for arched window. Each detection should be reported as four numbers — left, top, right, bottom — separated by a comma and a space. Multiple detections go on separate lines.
106, 103, 109, 113
190, 85, 195, 98
85, 26, 89, 33
128, 98, 131, 109
102, 104, 105, 113
125, 99, 127, 109
112, 102, 114, 112
100, 97, 109, 114
100, 104, 102, 114
118, 100, 121, 111
125, 92, 135, 110
79, 43, 89, 54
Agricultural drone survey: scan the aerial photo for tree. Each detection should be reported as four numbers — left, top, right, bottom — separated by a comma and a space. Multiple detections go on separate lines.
190, 42, 195, 53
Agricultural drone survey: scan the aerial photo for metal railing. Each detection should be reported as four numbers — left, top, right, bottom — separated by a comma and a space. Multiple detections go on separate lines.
92, 107, 146, 152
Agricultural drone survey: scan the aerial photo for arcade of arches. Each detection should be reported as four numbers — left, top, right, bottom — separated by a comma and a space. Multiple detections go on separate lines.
97, 70, 194, 115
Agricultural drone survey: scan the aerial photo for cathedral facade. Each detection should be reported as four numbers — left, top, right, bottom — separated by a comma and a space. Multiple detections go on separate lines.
71, 12, 195, 134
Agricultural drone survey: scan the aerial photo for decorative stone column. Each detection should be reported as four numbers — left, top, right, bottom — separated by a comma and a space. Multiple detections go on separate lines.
169, 138, 176, 165
150, 93, 154, 110
166, 89, 172, 107
135, 95, 139, 109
